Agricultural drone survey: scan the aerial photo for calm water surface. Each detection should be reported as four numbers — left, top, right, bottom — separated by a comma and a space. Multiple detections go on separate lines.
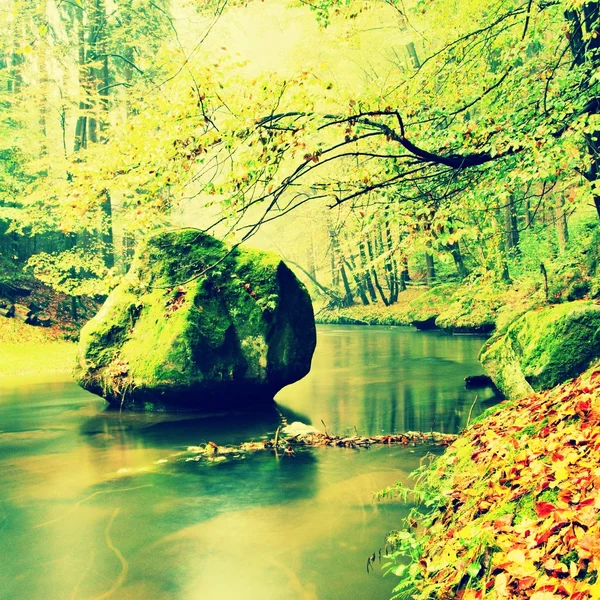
0, 325, 496, 600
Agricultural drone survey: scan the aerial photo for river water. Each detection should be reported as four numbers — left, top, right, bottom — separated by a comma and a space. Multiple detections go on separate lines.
0, 325, 496, 600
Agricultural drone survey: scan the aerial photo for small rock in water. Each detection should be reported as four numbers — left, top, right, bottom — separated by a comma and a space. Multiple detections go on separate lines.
281, 421, 321, 436
203, 441, 219, 456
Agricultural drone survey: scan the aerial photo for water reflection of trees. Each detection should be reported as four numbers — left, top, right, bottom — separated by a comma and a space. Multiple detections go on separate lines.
360, 383, 498, 435
278, 326, 499, 436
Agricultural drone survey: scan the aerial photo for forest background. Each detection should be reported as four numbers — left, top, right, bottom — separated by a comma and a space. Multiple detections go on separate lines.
1, 0, 600, 335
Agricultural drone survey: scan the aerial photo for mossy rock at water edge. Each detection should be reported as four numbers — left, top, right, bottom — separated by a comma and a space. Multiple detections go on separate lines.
74, 230, 316, 410
479, 300, 600, 399
405, 283, 458, 329
405, 283, 499, 333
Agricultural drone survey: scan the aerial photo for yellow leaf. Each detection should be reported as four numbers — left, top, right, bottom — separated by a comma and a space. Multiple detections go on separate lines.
553, 460, 569, 482
494, 572, 509, 597
458, 523, 479, 541
589, 581, 600, 600
455, 442, 473, 461
506, 549, 525, 564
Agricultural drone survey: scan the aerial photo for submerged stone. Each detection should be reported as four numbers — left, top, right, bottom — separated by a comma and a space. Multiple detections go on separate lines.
479, 300, 600, 399
74, 230, 316, 410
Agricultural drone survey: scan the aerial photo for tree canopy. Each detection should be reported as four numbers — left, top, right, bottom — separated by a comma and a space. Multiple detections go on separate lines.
2, 0, 600, 305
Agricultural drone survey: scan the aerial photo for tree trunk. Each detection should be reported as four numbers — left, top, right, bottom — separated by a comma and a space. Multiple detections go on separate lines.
384, 218, 399, 304
565, 4, 600, 219
339, 263, 354, 307
344, 259, 369, 305
72, 0, 114, 268
359, 239, 377, 302
493, 205, 512, 283
8, 0, 25, 95
425, 252, 435, 286
101, 191, 114, 268
377, 227, 393, 304
504, 195, 520, 255
36, 0, 49, 156
398, 255, 409, 292
367, 236, 389, 306
307, 231, 317, 279
329, 228, 340, 288
74, 5, 88, 152
555, 193, 569, 254
448, 241, 469, 280
406, 41, 421, 69
524, 198, 533, 228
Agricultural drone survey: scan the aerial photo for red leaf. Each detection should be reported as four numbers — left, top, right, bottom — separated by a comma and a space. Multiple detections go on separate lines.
535, 502, 557, 518
578, 497, 595, 508
576, 399, 591, 415
534, 521, 569, 546
558, 489, 573, 504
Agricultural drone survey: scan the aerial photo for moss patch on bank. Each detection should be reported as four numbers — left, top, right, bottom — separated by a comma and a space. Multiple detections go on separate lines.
0, 341, 76, 376
382, 364, 600, 600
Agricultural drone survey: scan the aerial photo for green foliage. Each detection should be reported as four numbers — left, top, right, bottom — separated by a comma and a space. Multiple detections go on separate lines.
27, 248, 114, 297
2, 0, 600, 316
405, 284, 458, 323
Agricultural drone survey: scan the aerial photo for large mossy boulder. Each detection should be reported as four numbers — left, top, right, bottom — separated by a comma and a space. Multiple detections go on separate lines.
74, 230, 316, 410
479, 300, 600, 399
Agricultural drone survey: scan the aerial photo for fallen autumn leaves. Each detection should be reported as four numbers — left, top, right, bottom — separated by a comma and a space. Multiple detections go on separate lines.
389, 363, 600, 600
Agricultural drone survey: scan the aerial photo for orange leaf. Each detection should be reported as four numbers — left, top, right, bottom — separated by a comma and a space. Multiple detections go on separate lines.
494, 513, 514, 530
517, 576, 536, 591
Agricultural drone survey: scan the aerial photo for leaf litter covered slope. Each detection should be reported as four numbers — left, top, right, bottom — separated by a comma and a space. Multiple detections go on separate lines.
392, 364, 600, 600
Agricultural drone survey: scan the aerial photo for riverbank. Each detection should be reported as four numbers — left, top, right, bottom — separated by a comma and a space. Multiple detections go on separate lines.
316, 280, 544, 334
0, 319, 76, 376
385, 363, 600, 600
316, 288, 422, 326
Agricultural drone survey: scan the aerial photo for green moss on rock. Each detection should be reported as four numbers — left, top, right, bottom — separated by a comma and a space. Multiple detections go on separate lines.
74, 230, 316, 410
479, 300, 600, 399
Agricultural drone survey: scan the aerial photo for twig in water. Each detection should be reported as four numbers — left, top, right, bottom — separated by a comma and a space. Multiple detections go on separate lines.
466, 394, 479, 429
273, 425, 281, 450
34, 485, 152, 529
90, 508, 129, 600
